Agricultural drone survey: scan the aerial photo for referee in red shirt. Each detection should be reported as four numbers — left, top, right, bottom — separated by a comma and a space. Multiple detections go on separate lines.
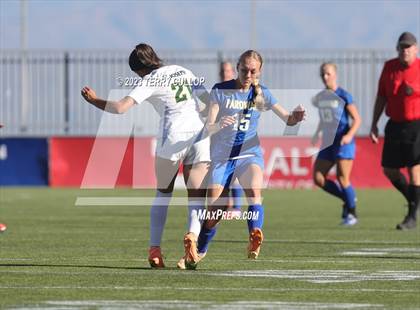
370, 31, 420, 230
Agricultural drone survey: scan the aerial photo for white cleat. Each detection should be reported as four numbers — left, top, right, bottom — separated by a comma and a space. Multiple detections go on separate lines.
341, 214, 358, 226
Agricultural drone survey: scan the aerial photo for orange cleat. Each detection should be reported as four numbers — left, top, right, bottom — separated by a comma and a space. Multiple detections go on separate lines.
247, 228, 263, 259
183, 232, 201, 270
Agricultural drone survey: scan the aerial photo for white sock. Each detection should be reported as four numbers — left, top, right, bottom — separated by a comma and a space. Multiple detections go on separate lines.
188, 200, 205, 237
149, 190, 172, 247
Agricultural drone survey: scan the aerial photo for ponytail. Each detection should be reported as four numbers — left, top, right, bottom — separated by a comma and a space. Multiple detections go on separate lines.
251, 79, 266, 111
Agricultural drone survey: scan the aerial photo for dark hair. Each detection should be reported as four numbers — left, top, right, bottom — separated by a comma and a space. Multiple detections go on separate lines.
129, 43, 163, 72
237, 50, 265, 111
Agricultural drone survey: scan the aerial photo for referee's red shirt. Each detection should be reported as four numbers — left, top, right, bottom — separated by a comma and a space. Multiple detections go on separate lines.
377, 58, 420, 122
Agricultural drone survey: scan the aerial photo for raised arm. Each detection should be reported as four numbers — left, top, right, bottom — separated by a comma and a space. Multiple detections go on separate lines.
81, 86, 135, 114
369, 96, 386, 144
271, 103, 306, 126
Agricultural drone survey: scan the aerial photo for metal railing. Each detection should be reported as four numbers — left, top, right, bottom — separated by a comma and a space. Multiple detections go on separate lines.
0, 49, 396, 137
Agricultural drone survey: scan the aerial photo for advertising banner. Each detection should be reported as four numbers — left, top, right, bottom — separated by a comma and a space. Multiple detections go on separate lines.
0, 138, 49, 186
50, 137, 391, 188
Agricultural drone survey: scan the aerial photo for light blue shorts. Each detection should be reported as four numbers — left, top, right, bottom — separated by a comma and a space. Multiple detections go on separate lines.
210, 155, 264, 187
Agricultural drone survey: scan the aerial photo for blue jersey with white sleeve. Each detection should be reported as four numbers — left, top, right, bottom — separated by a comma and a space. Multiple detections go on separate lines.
314, 87, 356, 161
313, 87, 354, 145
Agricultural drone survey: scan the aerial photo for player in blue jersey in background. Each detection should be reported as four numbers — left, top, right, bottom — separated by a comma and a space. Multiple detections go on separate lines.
184, 50, 305, 269
311, 62, 361, 226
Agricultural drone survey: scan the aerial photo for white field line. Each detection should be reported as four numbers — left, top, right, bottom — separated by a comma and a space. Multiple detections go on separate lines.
18, 300, 383, 310
341, 247, 420, 256
341, 251, 389, 256
1, 269, 420, 283
358, 248, 420, 252
209, 270, 420, 283
0, 285, 417, 293
8, 300, 385, 310
2, 257, 420, 264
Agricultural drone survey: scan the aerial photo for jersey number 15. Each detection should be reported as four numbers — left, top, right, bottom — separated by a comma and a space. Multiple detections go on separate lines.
233, 113, 251, 131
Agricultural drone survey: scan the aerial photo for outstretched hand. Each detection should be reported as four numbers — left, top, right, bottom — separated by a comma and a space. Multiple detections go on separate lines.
219, 115, 237, 129
288, 105, 306, 125
81, 86, 97, 104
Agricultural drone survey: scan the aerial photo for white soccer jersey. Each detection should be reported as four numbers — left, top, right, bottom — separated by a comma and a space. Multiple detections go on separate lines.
128, 65, 205, 139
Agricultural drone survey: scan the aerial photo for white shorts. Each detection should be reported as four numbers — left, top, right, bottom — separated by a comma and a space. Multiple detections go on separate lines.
155, 130, 210, 164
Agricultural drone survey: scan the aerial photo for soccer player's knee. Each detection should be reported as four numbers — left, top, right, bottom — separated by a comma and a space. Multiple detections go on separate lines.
313, 171, 325, 187
337, 176, 350, 188
408, 166, 420, 185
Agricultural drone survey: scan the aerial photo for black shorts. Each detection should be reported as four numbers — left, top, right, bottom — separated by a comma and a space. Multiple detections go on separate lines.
382, 119, 420, 168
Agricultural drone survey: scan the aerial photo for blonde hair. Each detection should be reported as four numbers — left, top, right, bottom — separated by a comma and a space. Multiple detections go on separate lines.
320, 62, 337, 75
237, 50, 265, 111
252, 79, 266, 111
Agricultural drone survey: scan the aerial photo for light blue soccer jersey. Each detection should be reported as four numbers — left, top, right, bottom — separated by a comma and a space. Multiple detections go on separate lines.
210, 80, 277, 160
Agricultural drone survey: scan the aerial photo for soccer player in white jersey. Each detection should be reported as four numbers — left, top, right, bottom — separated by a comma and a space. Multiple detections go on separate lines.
81, 43, 210, 268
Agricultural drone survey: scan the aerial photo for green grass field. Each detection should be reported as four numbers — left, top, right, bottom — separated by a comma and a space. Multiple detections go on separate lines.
0, 188, 419, 309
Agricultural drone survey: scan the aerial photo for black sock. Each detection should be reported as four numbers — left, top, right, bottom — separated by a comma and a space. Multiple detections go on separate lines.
391, 176, 410, 203
348, 207, 357, 217
407, 185, 420, 219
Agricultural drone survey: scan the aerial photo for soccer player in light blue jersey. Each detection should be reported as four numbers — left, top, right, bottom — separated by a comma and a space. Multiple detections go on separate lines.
311, 62, 361, 226
219, 61, 244, 216
184, 50, 305, 269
